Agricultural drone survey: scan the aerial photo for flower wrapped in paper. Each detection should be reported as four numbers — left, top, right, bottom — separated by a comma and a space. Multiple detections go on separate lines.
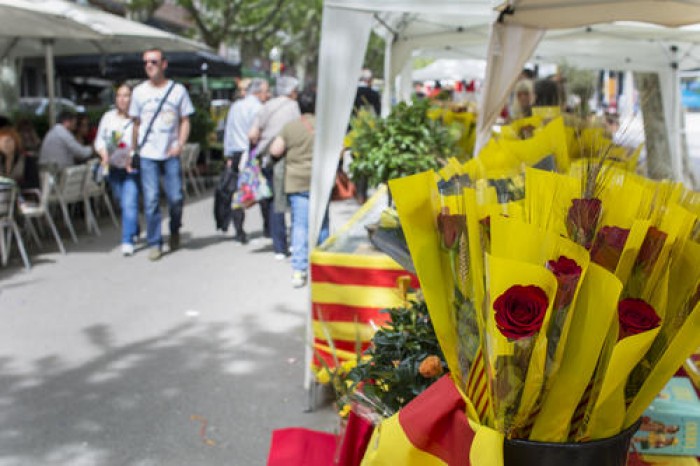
364, 155, 700, 465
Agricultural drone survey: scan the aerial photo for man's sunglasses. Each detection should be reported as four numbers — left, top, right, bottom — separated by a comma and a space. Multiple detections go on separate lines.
143, 59, 161, 66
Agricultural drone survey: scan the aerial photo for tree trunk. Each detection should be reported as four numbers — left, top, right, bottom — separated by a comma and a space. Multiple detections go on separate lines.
634, 72, 673, 179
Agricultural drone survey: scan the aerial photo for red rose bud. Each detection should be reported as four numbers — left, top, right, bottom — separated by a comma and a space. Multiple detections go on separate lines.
636, 227, 667, 272
618, 298, 660, 340
547, 256, 582, 310
590, 226, 630, 272
494, 285, 549, 340
566, 198, 602, 249
437, 207, 466, 250
118, 142, 127, 148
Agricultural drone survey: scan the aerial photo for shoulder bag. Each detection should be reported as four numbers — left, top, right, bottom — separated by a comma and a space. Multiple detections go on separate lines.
131, 81, 176, 170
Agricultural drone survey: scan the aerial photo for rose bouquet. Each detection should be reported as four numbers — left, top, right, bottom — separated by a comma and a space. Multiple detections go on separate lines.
386, 161, 700, 454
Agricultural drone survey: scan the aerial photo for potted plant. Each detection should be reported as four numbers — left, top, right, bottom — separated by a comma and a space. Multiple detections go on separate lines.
348, 98, 457, 204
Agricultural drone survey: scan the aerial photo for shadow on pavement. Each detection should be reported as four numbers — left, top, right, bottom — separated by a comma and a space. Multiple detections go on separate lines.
0, 319, 335, 466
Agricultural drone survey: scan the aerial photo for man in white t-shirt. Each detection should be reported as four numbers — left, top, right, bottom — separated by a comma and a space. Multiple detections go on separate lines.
129, 48, 194, 261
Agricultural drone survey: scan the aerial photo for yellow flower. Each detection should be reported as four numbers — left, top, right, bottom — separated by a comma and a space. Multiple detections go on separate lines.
316, 368, 331, 385
339, 404, 352, 418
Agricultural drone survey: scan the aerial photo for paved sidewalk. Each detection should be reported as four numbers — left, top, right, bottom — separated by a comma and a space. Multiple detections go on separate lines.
0, 191, 358, 465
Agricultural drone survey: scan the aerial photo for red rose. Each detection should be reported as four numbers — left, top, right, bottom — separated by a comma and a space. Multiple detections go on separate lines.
590, 226, 630, 272
437, 207, 466, 250
118, 142, 127, 149
547, 256, 582, 310
618, 298, 660, 340
636, 226, 667, 268
566, 198, 602, 249
494, 285, 549, 340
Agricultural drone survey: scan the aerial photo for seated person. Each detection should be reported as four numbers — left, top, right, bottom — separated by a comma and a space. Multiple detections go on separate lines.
39, 110, 93, 173
0, 116, 23, 181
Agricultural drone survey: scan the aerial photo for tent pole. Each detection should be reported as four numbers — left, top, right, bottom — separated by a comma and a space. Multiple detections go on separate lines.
43, 39, 56, 128
382, 37, 392, 116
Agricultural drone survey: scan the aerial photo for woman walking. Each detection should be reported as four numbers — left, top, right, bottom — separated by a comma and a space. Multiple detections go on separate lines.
95, 84, 139, 256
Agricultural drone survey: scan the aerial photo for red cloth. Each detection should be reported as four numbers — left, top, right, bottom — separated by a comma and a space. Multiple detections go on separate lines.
398, 375, 475, 466
267, 428, 336, 466
336, 410, 375, 466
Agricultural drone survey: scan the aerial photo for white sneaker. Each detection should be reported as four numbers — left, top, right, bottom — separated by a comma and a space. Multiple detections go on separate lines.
291, 271, 307, 288
274, 253, 287, 261
121, 243, 134, 256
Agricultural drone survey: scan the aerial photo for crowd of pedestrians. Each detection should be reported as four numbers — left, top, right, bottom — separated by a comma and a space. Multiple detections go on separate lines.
1, 46, 332, 288
222, 76, 329, 287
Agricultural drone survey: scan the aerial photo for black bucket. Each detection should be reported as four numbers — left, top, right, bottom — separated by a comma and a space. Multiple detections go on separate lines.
503, 420, 641, 466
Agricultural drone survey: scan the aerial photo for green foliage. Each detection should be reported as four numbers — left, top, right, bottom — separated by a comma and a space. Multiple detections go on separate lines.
345, 300, 447, 415
188, 93, 215, 150
349, 98, 456, 187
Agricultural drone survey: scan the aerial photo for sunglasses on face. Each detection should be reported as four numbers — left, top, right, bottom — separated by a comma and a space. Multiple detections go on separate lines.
143, 59, 161, 66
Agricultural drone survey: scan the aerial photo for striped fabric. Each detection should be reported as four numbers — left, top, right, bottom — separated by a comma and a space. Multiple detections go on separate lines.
310, 249, 420, 371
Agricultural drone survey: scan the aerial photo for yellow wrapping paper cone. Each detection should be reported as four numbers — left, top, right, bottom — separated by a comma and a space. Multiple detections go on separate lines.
530, 264, 622, 442
486, 255, 558, 434
585, 268, 668, 440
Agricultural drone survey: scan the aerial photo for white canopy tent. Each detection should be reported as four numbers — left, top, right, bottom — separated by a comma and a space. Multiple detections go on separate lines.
307, 0, 700, 391
476, 0, 700, 179
412, 58, 487, 82
0, 0, 208, 124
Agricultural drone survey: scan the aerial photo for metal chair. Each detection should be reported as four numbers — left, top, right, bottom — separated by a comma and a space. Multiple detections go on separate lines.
84, 159, 119, 234
48, 164, 88, 243
19, 172, 66, 255
0, 182, 30, 270
182, 143, 203, 197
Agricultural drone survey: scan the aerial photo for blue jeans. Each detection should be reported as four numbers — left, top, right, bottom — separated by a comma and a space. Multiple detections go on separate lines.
288, 191, 329, 272
108, 168, 140, 245
262, 165, 287, 254
140, 157, 183, 248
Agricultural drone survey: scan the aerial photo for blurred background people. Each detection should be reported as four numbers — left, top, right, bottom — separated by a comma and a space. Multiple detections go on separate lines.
95, 83, 139, 257
510, 78, 534, 120
269, 89, 329, 287
39, 111, 93, 173
353, 68, 381, 116
16, 118, 41, 189
249, 75, 300, 259
223, 78, 270, 244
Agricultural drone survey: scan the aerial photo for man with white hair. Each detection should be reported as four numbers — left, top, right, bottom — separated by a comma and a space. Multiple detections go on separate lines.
223, 78, 270, 243
249, 76, 301, 259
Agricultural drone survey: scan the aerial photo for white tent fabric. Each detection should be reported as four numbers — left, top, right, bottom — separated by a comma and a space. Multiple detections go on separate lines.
497, 0, 700, 29
305, 4, 374, 390
475, 22, 543, 152
476, 1, 700, 180
412, 58, 487, 81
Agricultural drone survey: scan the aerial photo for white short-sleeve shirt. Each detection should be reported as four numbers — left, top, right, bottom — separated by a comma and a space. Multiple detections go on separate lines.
128, 80, 195, 161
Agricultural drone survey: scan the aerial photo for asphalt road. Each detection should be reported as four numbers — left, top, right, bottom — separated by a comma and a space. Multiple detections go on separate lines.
0, 190, 352, 466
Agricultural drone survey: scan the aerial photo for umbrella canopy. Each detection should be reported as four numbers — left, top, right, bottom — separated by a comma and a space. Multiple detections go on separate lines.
55, 51, 241, 80
1, 0, 207, 58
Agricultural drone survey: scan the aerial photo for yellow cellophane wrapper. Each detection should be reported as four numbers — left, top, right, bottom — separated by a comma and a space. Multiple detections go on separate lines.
437, 157, 464, 182
624, 240, 700, 428
498, 117, 570, 173
446, 111, 477, 158
500, 115, 543, 140
490, 216, 589, 373
389, 171, 480, 422
361, 415, 505, 466
613, 219, 650, 285
530, 264, 623, 441
485, 254, 558, 434
531, 106, 561, 121
472, 139, 522, 179
524, 168, 579, 237
584, 267, 669, 440
624, 299, 700, 429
